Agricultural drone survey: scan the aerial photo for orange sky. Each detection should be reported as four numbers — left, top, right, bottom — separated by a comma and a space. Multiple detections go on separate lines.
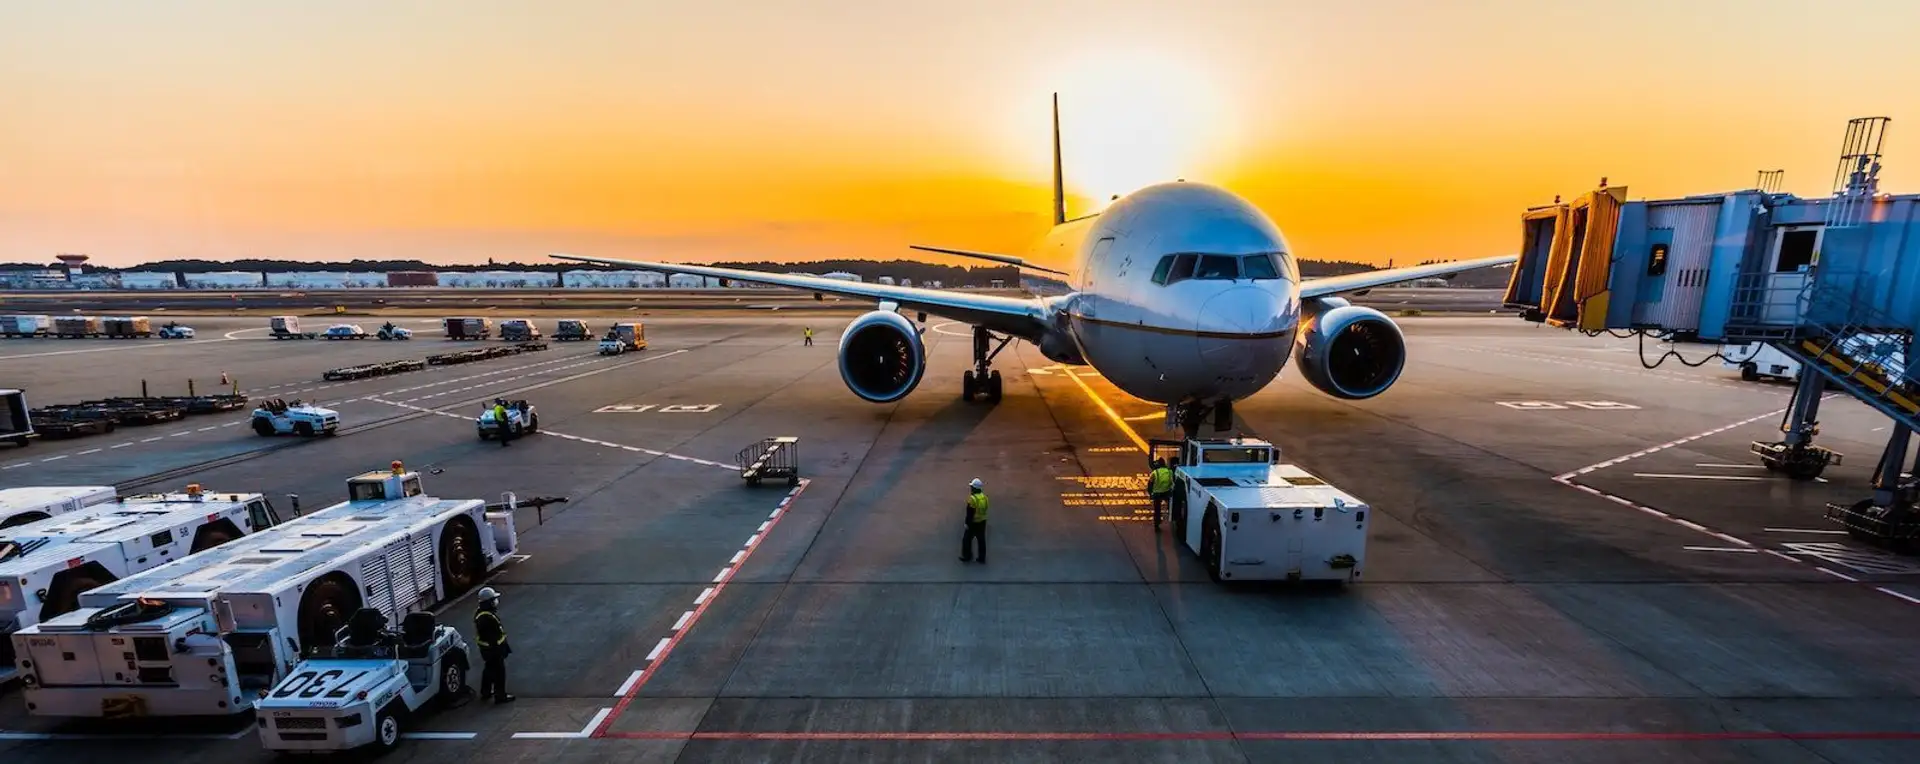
4, 1, 1918, 269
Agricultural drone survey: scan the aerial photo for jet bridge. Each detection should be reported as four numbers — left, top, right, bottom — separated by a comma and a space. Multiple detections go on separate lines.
1502, 118, 1920, 546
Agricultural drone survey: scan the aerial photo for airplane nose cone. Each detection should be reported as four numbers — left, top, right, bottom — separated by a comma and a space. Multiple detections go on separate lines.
1196, 286, 1294, 383
1199, 286, 1288, 337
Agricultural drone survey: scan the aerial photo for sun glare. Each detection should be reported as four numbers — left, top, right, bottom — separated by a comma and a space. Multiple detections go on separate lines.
1024, 48, 1235, 212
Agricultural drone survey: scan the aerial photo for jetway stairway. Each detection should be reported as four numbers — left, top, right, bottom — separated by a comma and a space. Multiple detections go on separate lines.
1501, 118, 1920, 545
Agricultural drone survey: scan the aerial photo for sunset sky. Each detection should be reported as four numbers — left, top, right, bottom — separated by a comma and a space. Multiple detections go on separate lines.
4, 0, 1918, 270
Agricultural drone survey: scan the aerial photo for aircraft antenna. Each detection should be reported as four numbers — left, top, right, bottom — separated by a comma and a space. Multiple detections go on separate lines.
1051, 93, 1067, 226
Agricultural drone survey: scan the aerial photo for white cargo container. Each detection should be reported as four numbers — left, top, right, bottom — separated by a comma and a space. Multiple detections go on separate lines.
13, 464, 518, 718
1, 486, 120, 529
1, 486, 283, 682
1152, 437, 1370, 584
0, 315, 52, 337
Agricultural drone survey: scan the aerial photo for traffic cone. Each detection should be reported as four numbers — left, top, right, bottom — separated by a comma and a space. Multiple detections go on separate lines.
220, 371, 230, 385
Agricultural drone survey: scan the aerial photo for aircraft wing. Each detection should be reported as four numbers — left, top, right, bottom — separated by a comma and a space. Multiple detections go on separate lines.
1299, 255, 1517, 299
547, 253, 1053, 339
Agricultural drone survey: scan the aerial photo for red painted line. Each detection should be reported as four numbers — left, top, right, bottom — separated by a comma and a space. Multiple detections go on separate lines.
590, 480, 811, 738
600, 729, 1920, 742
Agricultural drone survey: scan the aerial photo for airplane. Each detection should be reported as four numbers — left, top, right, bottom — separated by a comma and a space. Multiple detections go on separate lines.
551, 94, 1516, 437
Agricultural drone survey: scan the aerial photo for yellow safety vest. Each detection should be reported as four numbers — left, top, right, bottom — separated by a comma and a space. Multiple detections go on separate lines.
967, 492, 989, 523
805, 328, 812, 337
493, 405, 507, 422
1150, 467, 1174, 494
475, 610, 505, 647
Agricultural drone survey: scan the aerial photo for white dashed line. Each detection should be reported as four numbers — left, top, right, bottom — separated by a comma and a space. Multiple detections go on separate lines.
711, 567, 732, 583
646, 638, 671, 662
1816, 567, 1861, 582
728, 551, 745, 565
76, 448, 100, 455
614, 670, 644, 698
694, 587, 714, 605
1876, 587, 1920, 605
672, 611, 693, 631
40, 455, 66, 462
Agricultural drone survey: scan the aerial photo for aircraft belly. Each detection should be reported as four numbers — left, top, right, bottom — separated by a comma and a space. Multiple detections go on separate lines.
1070, 317, 1203, 404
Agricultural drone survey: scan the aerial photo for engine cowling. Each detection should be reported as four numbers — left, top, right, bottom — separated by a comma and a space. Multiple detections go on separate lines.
837, 310, 927, 403
1294, 298, 1406, 400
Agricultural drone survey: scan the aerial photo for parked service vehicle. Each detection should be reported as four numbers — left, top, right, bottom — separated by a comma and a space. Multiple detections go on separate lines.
324, 324, 367, 340
375, 322, 412, 340
250, 398, 339, 437
498, 318, 541, 342
0, 485, 119, 530
477, 399, 538, 440
0, 486, 282, 682
1, 389, 34, 448
255, 608, 470, 753
443, 317, 492, 340
1150, 436, 1370, 584
609, 321, 647, 351
156, 322, 195, 339
553, 319, 592, 341
598, 335, 626, 355
13, 463, 520, 719
269, 316, 319, 340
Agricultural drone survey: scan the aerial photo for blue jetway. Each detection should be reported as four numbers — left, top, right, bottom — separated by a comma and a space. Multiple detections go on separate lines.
1502, 118, 1920, 545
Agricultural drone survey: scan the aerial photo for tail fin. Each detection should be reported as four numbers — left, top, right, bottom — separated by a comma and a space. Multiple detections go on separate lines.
1051, 93, 1066, 226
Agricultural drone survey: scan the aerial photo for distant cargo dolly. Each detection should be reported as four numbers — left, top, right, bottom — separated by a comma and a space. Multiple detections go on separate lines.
737, 437, 800, 486
1149, 437, 1369, 584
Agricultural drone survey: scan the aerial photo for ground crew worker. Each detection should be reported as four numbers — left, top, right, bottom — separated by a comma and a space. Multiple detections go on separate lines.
1149, 459, 1175, 531
474, 587, 514, 703
804, 327, 813, 347
493, 400, 512, 447
960, 478, 988, 563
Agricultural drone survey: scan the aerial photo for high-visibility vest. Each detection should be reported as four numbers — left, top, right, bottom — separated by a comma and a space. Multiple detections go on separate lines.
493, 405, 507, 422
967, 492, 989, 522
1150, 467, 1174, 494
475, 611, 505, 647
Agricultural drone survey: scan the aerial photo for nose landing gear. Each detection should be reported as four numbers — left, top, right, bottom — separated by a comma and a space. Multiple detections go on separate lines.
1167, 399, 1235, 438
962, 326, 1012, 403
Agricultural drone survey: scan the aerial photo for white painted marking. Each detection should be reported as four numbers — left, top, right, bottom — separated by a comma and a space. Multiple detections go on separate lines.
1876, 586, 1920, 605
40, 455, 66, 462
729, 550, 745, 565
141, 437, 162, 443
402, 732, 478, 740
1709, 532, 1753, 546
712, 567, 732, 583
109, 442, 132, 448
1764, 527, 1850, 535
1783, 542, 1920, 575
769, 508, 783, 520
646, 637, 671, 662
757, 521, 771, 533
1697, 463, 1768, 469
1817, 567, 1861, 582
1683, 546, 1759, 553
615, 669, 644, 697
1566, 400, 1641, 410
76, 448, 101, 455
673, 611, 693, 631
1672, 518, 1708, 532
2, 463, 25, 470
746, 534, 760, 548
695, 587, 714, 605
1497, 401, 1567, 410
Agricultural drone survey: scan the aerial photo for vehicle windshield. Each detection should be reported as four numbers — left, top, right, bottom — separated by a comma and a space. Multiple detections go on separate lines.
1202, 447, 1271, 464
0, 540, 18, 564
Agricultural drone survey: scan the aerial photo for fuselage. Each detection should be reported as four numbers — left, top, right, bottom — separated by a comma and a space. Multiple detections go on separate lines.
1031, 182, 1302, 406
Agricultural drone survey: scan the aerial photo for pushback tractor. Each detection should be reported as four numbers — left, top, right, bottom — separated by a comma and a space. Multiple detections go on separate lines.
0, 485, 119, 529
11, 463, 519, 719
2, 486, 283, 682
255, 606, 471, 754
1149, 437, 1370, 584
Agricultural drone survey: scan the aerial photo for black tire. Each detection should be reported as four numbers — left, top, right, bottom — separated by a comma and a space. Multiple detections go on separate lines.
526, 413, 539, 433
962, 370, 976, 401
1, 511, 50, 529
437, 657, 468, 705
788, 474, 800, 487
439, 516, 484, 598
1202, 510, 1223, 583
11, 436, 27, 448
294, 422, 313, 437
1741, 363, 1759, 382
988, 370, 1003, 402
39, 568, 110, 623
190, 522, 239, 553
1171, 490, 1188, 542
372, 707, 403, 752
295, 574, 360, 653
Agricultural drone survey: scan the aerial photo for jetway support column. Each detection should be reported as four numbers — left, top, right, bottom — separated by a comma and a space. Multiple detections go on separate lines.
1825, 424, 1920, 547
1752, 368, 1842, 481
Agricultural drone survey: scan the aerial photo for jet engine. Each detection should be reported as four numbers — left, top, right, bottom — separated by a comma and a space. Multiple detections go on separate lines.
837, 310, 927, 403
1293, 297, 1406, 400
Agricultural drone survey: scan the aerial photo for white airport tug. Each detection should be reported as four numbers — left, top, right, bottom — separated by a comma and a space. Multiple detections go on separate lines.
255, 606, 470, 753
1150, 437, 1370, 584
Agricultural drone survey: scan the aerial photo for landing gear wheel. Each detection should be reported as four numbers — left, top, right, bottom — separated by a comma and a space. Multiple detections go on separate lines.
253, 418, 275, 436
962, 370, 977, 401
987, 370, 1003, 403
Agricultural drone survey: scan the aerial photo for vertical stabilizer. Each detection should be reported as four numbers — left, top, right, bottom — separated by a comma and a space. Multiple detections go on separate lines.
1051, 93, 1066, 226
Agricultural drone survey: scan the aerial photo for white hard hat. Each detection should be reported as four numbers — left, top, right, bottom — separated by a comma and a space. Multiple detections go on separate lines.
477, 587, 499, 603
969, 478, 983, 489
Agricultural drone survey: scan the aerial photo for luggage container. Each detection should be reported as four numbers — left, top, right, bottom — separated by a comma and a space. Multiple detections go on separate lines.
1, 486, 284, 682
52, 316, 102, 338
13, 463, 520, 718
269, 316, 318, 340
1, 315, 51, 338
1, 389, 33, 448
443, 317, 492, 340
497, 318, 540, 342
101, 317, 153, 338
552, 319, 591, 341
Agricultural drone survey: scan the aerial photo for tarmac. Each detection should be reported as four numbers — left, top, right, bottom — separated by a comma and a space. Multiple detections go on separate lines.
1, 313, 1918, 763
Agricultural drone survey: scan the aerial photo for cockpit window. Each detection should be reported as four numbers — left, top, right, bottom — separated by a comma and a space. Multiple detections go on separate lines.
1166, 254, 1196, 284
1194, 255, 1239, 280
1151, 255, 1176, 285
1241, 254, 1280, 280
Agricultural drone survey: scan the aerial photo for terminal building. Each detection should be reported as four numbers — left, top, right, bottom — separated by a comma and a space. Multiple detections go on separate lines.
1503, 117, 1920, 544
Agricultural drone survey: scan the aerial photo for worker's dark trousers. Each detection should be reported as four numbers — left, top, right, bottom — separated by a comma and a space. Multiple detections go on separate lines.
480, 656, 507, 700
960, 520, 986, 562
1151, 493, 1169, 527
804, 336, 812, 346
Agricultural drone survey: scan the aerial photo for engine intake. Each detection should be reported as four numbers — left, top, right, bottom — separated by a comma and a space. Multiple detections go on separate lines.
1294, 298, 1406, 400
837, 310, 927, 403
